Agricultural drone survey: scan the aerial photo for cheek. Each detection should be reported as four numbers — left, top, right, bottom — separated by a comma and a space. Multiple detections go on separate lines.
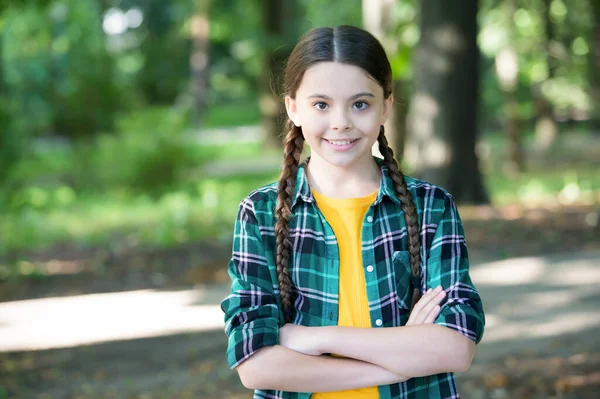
353, 112, 382, 131
301, 128, 324, 147
299, 116, 327, 138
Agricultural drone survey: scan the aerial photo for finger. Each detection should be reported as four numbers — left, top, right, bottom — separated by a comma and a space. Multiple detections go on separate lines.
420, 288, 445, 316
409, 287, 436, 316
413, 286, 440, 312
409, 287, 445, 325
407, 287, 438, 324
406, 288, 433, 325
419, 289, 446, 324
423, 305, 440, 324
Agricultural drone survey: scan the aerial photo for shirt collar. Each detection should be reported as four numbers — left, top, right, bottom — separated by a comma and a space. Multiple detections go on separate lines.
291, 156, 401, 209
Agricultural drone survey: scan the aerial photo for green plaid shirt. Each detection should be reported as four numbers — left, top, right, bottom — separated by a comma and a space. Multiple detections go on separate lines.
221, 156, 485, 399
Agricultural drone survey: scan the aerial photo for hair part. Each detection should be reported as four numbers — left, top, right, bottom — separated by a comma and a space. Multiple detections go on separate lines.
283, 25, 393, 99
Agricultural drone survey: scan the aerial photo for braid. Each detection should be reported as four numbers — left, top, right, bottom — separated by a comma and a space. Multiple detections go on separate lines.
377, 125, 422, 308
275, 119, 305, 323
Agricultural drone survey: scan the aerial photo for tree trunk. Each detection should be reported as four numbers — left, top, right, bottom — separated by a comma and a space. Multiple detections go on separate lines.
590, 1, 600, 132
505, 89, 523, 175
496, 0, 524, 175
534, 0, 559, 149
261, 0, 297, 149
406, 0, 488, 204
362, 0, 407, 162
190, 0, 210, 127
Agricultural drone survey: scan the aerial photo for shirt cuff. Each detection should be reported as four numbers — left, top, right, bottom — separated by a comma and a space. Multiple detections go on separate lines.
435, 300, 485, 344
226, 322, 280, 369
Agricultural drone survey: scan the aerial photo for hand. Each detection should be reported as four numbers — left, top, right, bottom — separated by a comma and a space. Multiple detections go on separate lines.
279, 324, 324, 356
406, 285, 446, 325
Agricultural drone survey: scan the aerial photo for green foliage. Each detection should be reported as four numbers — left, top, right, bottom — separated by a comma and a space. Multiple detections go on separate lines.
1, 0, 599, 267
129, 0, 194, 105
202, 102, 260, 127
71, 106, 198, 195
300, 0, 362, 29
478, 0, 596, 121
388, 0, 419, 81
2, 105, 203, 215
1, 0, 125, 139
2, 129, 598, 261
52, 0, 123, 136
2, 4, 54, 136
0, 173, 277, 259
0, 98, 26, 200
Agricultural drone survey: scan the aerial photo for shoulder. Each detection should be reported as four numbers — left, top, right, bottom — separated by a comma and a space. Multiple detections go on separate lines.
402, 175, 457, 217
237, 181, 278, 222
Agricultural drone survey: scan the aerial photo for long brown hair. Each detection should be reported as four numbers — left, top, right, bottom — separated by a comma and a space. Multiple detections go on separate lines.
276, 25, 421, 323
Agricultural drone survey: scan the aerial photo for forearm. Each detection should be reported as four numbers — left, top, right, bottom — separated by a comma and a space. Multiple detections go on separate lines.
237, 344, 408, 392
320, 324, 475, 377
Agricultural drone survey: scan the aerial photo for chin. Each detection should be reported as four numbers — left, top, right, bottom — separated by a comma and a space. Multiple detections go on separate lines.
315, 151, 372, 169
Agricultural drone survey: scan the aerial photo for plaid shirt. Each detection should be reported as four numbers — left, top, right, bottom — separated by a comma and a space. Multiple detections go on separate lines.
221, 156, 485, 399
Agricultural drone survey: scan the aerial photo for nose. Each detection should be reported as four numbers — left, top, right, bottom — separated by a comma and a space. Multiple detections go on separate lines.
331, 109, 352, 131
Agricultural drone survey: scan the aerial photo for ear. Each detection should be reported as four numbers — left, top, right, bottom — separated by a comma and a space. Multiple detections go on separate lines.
381, 94, 394, 124
285, 96, 301, 127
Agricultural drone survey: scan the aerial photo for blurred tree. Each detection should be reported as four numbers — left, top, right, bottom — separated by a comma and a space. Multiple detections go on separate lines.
533, 0, 559, 149
2, 4, 55, 138
204, 0, 262, 107
363, 0, 407, 162
497, 0, 524, 175
1, 0, 123, 139
479, 0, 595, 141
388, 0, 420, 163
300, 0, 362, 29
52, 0, 122, 138
0, 20, 21, 199
590, 0, 600, 130
407, 0, 488, 204
260, 0, 300, 149
190, 0, 211, 126
134, 0, 192, 105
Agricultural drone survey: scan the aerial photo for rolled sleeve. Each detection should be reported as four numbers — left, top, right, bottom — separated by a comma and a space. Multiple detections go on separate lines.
220, 198, 281, 369
427, 194, 485, 344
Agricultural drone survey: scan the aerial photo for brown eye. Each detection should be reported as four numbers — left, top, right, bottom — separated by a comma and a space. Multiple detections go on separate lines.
354, 101, 369, 110
313, 102, 328, 110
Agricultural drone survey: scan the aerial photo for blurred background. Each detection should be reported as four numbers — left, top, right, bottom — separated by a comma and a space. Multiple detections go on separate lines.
0, 0, 598, 398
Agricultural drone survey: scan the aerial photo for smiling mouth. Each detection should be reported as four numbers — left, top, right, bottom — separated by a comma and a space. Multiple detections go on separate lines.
324, 138, 359, 146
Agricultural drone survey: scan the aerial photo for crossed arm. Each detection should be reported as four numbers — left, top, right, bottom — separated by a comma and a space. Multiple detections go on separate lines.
224, 195, 483, 392
236, 344, 407, 392
236, 287, 475, 391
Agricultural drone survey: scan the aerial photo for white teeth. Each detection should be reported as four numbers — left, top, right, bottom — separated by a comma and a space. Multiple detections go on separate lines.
328, 140, 354, 146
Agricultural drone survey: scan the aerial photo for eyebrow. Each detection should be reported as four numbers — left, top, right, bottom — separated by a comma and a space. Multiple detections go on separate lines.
307, 92, 376, 100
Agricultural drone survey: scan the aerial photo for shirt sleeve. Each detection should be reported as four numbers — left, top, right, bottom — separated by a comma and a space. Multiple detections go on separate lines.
220, 197, 281, 369
427, 193, 485, 344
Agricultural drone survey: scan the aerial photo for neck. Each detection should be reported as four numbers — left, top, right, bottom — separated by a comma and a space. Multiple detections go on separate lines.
306, 153, 381, 198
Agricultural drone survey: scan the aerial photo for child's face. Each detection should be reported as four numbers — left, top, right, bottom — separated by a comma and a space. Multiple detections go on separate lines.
285, 62, 393, 170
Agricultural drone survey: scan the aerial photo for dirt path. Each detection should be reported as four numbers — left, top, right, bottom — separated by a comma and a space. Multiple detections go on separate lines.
1, 250, 599, 399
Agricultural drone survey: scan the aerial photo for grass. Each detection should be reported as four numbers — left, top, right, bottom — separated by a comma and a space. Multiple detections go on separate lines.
0, 174, 276, 254
0, 126, 598, 280
480, 130, 600, 205
486, 167, 600, 205
201, 102, 261, 128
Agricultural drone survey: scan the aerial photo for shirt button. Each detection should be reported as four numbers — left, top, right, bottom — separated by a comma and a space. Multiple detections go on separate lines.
367, 216, 373, 223
375, 319, 383, 327
366, 265, 374, 272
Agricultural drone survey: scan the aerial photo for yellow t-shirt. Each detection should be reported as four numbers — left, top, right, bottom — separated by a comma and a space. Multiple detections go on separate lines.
311, 188, 380, 399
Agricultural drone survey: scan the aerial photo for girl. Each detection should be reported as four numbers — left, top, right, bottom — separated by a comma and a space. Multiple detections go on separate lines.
221, 25, 485, 399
